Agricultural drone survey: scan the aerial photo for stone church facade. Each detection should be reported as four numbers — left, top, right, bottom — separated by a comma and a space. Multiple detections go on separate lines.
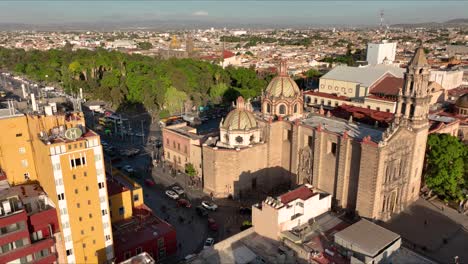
170, 49, 430, 221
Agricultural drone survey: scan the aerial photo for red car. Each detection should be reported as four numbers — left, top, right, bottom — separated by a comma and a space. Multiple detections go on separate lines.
207, 217, 218, 231
145, 179, 155, 186
177, 199, 192, 208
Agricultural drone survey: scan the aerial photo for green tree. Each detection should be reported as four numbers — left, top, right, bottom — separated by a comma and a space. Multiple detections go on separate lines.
137, 42, 153, 50
305, 69, 321, 78
209, 83, 229, 104
425, 134, 468, 201
185, 163, 197, 178
164, 86, 188, 114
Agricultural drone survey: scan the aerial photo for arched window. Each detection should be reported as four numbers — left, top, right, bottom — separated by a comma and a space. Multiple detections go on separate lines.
266, 103, 271, 113
279, 104, 286, 115
235, 136, 243, 143
250, 135, 255, 142
294, 104, 298, 113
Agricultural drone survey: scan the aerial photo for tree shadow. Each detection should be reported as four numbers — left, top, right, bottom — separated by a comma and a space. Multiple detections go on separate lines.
379, 199, 468, 263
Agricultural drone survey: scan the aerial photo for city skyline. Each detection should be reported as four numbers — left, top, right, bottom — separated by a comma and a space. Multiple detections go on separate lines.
0, 1, 467, 28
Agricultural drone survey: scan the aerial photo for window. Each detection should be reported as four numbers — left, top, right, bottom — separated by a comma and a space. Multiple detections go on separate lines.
60, 208, 67, 215
124, 251, 131, 259
177, 143, 180, 150
79, 143, 83, 148
376, 107, 380, 111
136, 247, 143, 254
16, 133, 22, 137
386, 109, 390, 112
84, 172, 87, 177
77, 203, 80, 208
19, 147, 26, 154
279, 104, 286, 115
308, 136, 313, 148
89, 213, 92, 219
157, 237, 165, 248
74, 144, 77, 149
79, 217, 82, 222
74, 189, 78, 194
367, 105, 371, 109
266, 103, 271, 113
314, 98, 318, 104
294, 104, 298, 113
81, 230, 84, 235
133, 194, 139, 202
24, 173, 30, 180
166, 138, 169, 145
102, 209, 108, 216
172, 142, 176, 148
327, 100, 331, 106
119, 207, 125, 215
21, 159, 28, 168
73, 174, 76, 180
88, 200, 91, 205
58, 193, 65, 200
68, 145, 72, 150
98, 182, 105, 189
85, 186, 89, 191
105, 235, 111, 241
184, 145, 187, 154
93, 240, 96, 245
235, 136, 243, 143
66, 249, 73, 256
331, 142, 337, 156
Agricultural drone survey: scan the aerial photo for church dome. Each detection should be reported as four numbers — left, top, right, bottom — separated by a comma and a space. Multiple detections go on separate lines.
264, 61, 300, 98
222, 97, 257, 130
455, 93, 468, 109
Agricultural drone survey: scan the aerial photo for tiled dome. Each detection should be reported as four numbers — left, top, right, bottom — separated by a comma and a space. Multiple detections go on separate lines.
221, 97, 257, 130
264, 60, 300, 98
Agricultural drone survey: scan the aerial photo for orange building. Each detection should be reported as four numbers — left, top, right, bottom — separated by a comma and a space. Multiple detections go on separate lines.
0, 109, 114, 264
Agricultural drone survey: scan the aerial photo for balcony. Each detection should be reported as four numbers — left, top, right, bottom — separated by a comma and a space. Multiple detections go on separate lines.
0, 237, 55, 264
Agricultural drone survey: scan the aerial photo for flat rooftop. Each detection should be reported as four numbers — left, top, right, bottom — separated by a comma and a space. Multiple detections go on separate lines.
0, 108, 23, 119
167, 125, 202, 140
334, 219, 400, 257
113, 206, 175, 253
302, 114, 384, 143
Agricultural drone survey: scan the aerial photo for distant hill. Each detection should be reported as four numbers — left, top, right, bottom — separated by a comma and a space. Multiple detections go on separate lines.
392, 18, 468, 28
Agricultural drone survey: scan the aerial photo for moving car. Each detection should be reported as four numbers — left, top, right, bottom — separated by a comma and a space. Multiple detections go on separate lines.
172, 186, 184, 195
165, 190, 179, 200
145, 179, 155, 186
207, 217, 218, 231
196, 206, 209, 217
177, 199, 192, 208
201, 201, 218, 211
203, 238, 215, 249
122, 165, 135, 173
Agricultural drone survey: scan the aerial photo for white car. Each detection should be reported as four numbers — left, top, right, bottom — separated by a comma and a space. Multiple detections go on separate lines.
172, 186, 185, 195
165, 190, 179, 200
201, 201, 218, 211
203, 238, 214, 249
122, 165, 135, 173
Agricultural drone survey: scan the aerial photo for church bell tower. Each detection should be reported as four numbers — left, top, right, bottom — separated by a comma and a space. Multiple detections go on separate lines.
395, 47, 431, 130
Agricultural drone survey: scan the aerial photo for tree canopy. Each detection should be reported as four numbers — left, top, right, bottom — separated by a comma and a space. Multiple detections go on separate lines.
425, 134, 468, 201
0, 47, 269, 117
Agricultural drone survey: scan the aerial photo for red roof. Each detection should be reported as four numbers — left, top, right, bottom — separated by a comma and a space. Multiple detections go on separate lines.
280, 186, 314, 204
223, 50, 236, 59
369, 75, 404, 96
332, 104, 394, 127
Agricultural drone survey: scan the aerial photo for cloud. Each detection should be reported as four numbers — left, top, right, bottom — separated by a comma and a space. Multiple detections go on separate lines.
192, 10, 208, 16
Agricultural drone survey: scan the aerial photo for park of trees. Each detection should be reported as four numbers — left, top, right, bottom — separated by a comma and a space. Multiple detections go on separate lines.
0, 47, 270, 118
424, 134, 468, 203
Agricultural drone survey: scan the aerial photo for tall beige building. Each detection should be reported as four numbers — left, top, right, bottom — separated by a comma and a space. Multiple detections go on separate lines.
164, 48, 431, 221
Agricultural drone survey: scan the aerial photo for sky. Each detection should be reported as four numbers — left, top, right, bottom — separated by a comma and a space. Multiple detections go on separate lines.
0, 1, 467, 27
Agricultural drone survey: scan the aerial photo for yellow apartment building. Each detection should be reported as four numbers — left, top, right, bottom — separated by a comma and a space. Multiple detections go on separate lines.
0, 109, 114, 264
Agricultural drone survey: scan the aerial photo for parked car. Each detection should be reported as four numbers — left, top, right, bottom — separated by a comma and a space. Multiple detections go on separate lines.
172, 186, 185, 195
165, 190, 179, 200
145, 179, 155, 186
207, 217, 218, 231
203, 238, 215, 249
196, 206, 209, 217
201, 201, 218, 211
122, 165, 135, 173
177, 199, 192, 208
239, 207, 252, 215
